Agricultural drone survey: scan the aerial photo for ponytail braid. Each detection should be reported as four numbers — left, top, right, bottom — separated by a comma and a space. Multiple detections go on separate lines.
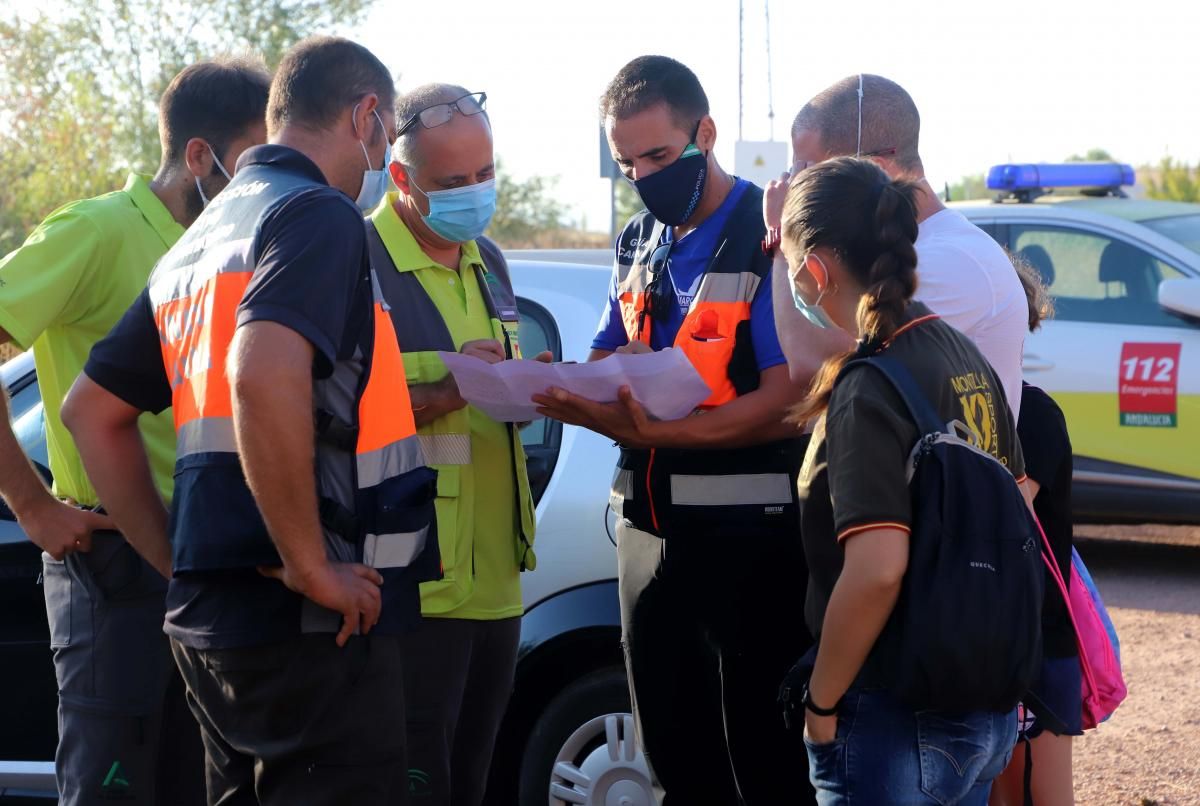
856, 182, 919, 345
784, 159, 921, 425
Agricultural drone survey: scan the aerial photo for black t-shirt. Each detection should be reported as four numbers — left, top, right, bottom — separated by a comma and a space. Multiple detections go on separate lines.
84, 146, 396, 649
798, 304, 1026, 642
1018, 383, 1077, 659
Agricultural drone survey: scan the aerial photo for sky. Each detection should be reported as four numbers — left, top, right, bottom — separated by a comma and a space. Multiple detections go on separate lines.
359, 0, 1200, 235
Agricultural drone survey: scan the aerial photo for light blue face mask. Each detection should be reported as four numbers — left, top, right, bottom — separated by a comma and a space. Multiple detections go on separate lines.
789, 255, 837, 329
355, 107, 391, 211
411, 177, 497, 243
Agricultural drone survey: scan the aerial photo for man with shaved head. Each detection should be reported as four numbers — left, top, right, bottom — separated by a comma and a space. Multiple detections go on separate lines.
770, 74, 1027, 421
367, 83, 547, 805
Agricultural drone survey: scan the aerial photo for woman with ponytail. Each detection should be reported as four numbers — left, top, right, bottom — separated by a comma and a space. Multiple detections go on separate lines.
783, 158, 1027, 805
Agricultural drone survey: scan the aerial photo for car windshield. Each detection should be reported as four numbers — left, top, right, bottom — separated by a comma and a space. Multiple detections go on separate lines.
1, 354, 47, 462
1142, 214, 1200, 255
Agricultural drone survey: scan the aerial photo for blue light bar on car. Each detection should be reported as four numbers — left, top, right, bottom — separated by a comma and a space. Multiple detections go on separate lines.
986, 163, 1136, 192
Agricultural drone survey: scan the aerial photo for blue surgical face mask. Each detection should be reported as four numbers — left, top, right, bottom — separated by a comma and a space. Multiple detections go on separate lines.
789, 254, 837, 329
355, 108, 391, 211
410, 177, 497, 243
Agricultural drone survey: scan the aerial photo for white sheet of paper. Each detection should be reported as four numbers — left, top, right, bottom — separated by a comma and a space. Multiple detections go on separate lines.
437, 348, 711, 423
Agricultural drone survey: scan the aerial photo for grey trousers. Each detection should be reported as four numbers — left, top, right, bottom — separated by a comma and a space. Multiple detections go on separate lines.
400, 616, 521, 806
43, 534, 205, 805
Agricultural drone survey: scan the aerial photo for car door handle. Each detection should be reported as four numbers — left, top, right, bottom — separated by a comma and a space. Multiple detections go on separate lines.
1022, 353, 1055, 372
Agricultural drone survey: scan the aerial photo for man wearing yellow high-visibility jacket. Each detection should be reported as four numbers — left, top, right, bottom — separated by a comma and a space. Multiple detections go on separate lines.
366, 83, 547, 806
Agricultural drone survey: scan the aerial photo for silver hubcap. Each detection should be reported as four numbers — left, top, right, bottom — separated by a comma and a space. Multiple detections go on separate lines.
548, 713, 656, 806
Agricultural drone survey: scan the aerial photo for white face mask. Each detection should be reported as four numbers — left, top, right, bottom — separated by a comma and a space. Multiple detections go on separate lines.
195, 144, 232, 207
354, 107, 391, 211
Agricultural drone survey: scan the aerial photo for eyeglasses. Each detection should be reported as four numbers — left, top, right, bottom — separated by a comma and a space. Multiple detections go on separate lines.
396, 92, 487, 138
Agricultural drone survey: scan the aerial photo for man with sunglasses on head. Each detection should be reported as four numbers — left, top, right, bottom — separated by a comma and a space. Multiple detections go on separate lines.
365, 83, 548, 806
767, 74, 1026, 422
534, 55, 817, 805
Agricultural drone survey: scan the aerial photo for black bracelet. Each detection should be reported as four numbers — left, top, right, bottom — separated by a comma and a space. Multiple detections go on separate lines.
801, 683, 840, 717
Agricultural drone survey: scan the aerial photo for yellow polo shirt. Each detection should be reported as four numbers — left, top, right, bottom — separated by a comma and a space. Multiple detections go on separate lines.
0, 174, 182, 504
370, 197, 523, 620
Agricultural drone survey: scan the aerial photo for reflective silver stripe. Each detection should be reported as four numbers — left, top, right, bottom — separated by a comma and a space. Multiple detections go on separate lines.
418, 433, 472, 466
176, 416, 237, 458
692, 271, 761, 304
363, 526, 429, 569
148, 237, 255, 308
356, 435, 426, 488
670, 473, 792, 507
616, 270, 653, 295
609, 467, 634, 515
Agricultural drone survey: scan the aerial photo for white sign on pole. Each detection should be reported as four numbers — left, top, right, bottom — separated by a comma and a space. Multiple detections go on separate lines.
734, 140, 789, 190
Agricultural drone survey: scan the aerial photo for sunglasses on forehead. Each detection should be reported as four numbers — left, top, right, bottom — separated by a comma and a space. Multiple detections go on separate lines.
396, 91, 487, 138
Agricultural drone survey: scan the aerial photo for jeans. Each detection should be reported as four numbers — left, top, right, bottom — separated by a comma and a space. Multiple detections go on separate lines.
804, 688, 1017, 806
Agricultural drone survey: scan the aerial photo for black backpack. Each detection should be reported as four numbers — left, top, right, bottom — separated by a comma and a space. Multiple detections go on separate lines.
842, 355, 1045, 713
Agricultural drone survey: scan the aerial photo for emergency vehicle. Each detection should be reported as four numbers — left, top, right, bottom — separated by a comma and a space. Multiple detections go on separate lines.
956, 162, 1200, 525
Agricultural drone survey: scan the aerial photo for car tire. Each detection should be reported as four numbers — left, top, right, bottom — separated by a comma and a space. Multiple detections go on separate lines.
518, 666, 650, 806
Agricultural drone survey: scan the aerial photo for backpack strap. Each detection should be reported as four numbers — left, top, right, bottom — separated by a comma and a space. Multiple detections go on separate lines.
838, 355, 945, 437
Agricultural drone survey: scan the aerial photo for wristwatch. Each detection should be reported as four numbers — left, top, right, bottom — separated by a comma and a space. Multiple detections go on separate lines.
800, 682, 840, 717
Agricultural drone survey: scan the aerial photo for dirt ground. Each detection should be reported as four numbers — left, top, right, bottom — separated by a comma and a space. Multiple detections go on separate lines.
1070, 528, 1200, 805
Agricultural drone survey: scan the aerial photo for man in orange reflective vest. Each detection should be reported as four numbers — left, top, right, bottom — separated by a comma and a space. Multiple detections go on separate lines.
535, 56, 819, 805
64, 37, 436, 806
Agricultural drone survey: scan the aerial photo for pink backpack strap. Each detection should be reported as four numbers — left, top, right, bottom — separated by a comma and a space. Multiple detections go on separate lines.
1033, 514, 1102, 701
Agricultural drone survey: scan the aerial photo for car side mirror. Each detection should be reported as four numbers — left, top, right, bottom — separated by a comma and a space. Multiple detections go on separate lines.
1159, 278, 1200, 325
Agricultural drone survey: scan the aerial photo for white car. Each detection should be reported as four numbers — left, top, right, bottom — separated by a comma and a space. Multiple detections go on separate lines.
0, 262, 651, 806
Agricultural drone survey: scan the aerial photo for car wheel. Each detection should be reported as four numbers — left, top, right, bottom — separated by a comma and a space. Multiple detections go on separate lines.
518, 667, 655, 806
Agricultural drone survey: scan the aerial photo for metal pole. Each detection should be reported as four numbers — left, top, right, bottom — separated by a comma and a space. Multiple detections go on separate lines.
765, 0, 775, 141
610, 176, 619, 240
738, 0, 744, 142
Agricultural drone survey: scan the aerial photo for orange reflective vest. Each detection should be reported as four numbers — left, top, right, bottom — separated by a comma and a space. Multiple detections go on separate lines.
148, 160, 436, 576
618, 266, 757, 410
608, 183, 805, 541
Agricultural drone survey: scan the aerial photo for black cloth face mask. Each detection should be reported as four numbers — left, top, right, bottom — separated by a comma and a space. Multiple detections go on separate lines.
633, 135, 709, 227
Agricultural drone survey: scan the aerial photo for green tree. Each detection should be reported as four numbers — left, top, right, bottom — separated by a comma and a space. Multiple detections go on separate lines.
1145, 157, 1200, 203
488, 161, 571, 248
1066, 148, 1116, 162
614, 178, 645, 229
0, 0, 375, 253
946, 173, 989, 202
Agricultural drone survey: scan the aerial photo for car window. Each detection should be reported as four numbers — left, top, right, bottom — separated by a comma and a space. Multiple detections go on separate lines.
1011, 225, 1185, 327
517, 298, 562, 448
7, 376, 41, 425
13, 402, 46, 459
516, 298, 564, 505
1142, 214, 1200, 255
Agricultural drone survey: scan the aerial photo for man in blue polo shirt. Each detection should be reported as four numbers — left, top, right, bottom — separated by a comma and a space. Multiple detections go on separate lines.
537, 56, 816, 805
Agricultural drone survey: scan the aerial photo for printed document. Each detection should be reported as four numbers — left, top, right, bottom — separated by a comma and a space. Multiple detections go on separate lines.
437, 348, 711, 423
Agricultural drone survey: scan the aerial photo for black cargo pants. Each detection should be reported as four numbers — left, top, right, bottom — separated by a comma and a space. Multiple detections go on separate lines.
617, 521, 817, 806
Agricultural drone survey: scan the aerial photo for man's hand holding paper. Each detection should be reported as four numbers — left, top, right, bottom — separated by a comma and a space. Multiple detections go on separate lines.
436, 347, 710, 434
